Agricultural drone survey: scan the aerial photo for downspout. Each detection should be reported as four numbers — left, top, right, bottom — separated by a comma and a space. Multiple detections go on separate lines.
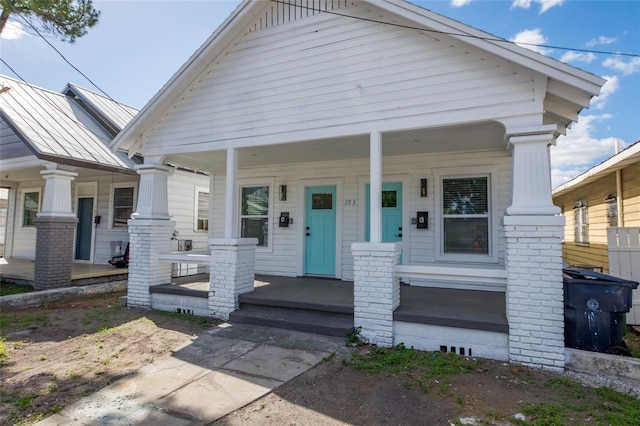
615, 140, 623, 227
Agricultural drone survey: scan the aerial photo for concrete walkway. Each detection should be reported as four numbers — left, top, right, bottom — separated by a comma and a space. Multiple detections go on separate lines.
37, 323, 346, 425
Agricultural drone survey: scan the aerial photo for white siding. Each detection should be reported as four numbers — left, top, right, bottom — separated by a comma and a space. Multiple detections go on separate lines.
144, 7, 536, 154
167, 169, 210, 251
210, 149, 511, 283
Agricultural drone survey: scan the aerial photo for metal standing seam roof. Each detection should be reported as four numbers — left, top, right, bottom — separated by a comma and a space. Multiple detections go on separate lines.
65, 83, 138, 132
0, 75, 134, 171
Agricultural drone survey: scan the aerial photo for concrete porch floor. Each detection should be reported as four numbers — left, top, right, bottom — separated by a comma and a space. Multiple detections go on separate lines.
0, 257, 127, 284
153, 274, 509, 333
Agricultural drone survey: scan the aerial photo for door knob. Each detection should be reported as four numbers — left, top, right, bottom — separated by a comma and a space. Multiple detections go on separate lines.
396, 233, 402, 237
306, 226, 310, 230
306, 232, 312, 236
398, 226, 402, 231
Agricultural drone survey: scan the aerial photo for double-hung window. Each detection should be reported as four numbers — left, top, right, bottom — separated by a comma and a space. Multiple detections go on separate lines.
194, 188, 209, 231
110, 183, 137, 228
574, 200, 588, 245
22, 188, 41, 227
441, 176, 489, 255
240, 185, 269, 247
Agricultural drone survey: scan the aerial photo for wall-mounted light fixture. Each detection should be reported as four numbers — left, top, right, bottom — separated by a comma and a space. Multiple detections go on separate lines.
604, 193, 617, 203
279, 185, 287, 201
420, 179, 427, 198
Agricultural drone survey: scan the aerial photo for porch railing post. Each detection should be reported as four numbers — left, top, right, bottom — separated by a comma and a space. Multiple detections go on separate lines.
352, 242, 401, 347
208, 237, 258, 320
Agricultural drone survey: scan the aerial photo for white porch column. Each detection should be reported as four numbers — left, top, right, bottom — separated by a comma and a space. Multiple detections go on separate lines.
209, 147, 258, 320
225, 147, 238, 238
127, 163, 175, 309
369, 131, 382, 243
34, 166, 78, 290
507, 129, 559, 216
352, 242, 401, 347
504, 128, 565, 371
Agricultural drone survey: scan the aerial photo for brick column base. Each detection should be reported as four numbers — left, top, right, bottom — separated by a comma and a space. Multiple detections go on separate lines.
352, 242, 401, 347
127, 219, 175, 308
34, 217, 78, 290
209, 238, 258, 320
504, 215, 565, 372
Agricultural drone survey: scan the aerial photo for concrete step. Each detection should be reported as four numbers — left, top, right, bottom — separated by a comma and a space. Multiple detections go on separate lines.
229, 304, 353, 338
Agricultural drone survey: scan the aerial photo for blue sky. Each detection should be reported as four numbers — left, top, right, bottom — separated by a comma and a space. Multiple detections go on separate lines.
1, 0, 638, 187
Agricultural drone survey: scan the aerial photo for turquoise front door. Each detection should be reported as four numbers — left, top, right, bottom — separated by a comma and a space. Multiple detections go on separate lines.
305, 186, 337, 276
366, 183, 403, 245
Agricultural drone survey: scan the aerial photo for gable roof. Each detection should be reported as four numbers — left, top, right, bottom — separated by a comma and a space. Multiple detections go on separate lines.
111, 0, 605, 154
552, 140, 640, 196
63, 83, 138, 136
0, 75, 136, 173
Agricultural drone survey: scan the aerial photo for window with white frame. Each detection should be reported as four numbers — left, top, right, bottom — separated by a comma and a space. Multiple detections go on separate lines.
194, 188, 209, 231
574, 200, 588, 244
240, 185, 269, 247
605, 195, 618, 227
110, 183, 137, 228
441, 176, 489, 255
22, 188, 41, 227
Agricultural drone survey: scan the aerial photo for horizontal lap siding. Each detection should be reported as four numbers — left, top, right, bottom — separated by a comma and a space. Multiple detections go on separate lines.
167, 170, 210, 251
210, 150, 511, 279
147, 9, 534, 149
622, 163, 640, 226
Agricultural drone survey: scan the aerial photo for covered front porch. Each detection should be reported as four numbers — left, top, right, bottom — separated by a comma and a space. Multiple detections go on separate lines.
150, 273, 509, 359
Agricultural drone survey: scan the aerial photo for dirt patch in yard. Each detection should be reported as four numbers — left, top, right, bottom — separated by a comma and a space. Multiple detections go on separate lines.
0, 292, 217, 425
1, 292, 639, 426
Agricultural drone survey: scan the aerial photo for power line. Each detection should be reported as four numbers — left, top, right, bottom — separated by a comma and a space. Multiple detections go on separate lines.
14, 13, 130, 107
269, 0, 640, 58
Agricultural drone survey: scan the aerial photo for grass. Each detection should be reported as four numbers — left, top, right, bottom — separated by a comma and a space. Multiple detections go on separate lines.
0, 282, 34, 297
624, 326, 640, 358
512, 378, 640, 426
0, 312, 49, 334
0, 337, 8, 365
344, 343, 481, 391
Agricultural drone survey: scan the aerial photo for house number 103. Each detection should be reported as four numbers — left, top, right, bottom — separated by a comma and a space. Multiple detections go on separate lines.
344, 199, 357, 206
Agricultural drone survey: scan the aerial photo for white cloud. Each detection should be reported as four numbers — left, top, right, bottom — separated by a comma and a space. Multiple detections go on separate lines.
586, 35, 619, 48
560, 51, 596, 64
551, 114, 624, 187
509, 28, 551, 55
603, 57, 640, 76
451, 0, 472, 7
0, 20, 26, 40
511, 0, 563, 14
591, 75, 619, 110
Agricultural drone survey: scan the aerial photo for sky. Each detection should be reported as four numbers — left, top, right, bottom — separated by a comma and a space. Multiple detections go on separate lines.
1, 0, 639, 188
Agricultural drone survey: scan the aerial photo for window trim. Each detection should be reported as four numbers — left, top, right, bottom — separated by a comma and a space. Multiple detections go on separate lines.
193, 186, 209, 232
434, 168, 498, 263
21, 187, 41, 228
238, 178, 274, 251
109, 182, 137, 230
573, 199, 589, 245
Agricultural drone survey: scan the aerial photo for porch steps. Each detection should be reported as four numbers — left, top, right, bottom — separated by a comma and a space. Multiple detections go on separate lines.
229, 297, 354, 338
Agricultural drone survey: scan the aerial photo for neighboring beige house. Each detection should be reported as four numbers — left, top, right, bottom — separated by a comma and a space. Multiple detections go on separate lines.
553, 141, 640, 273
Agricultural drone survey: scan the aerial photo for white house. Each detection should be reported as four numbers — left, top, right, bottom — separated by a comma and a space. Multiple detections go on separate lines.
111, 0, 605, 371
0, 76, 209, 287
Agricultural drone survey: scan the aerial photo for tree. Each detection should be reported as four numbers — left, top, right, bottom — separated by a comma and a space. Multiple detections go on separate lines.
0, 0, 99, 42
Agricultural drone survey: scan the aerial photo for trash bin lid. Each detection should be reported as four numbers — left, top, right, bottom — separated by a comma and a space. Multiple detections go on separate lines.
563, 268, 639, 289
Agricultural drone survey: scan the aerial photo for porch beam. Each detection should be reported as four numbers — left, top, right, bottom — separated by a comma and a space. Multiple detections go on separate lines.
225, 147, 238, 239
369, 131, 382, 243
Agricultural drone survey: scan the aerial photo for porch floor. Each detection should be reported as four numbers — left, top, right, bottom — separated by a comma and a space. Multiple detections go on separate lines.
0, 258, 127, 284
152, 274, 508, 333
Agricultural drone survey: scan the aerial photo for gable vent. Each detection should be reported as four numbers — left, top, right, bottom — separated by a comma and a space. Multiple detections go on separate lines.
250, 0, 352, 32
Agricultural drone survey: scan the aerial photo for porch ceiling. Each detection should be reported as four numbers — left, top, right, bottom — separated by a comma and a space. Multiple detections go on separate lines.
165, 121, 506, 173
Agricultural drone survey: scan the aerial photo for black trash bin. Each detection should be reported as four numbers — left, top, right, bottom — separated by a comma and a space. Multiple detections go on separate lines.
563, 268, 638, 355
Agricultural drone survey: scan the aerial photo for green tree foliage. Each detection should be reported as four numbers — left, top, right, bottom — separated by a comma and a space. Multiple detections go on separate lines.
0, 0, 99, 42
